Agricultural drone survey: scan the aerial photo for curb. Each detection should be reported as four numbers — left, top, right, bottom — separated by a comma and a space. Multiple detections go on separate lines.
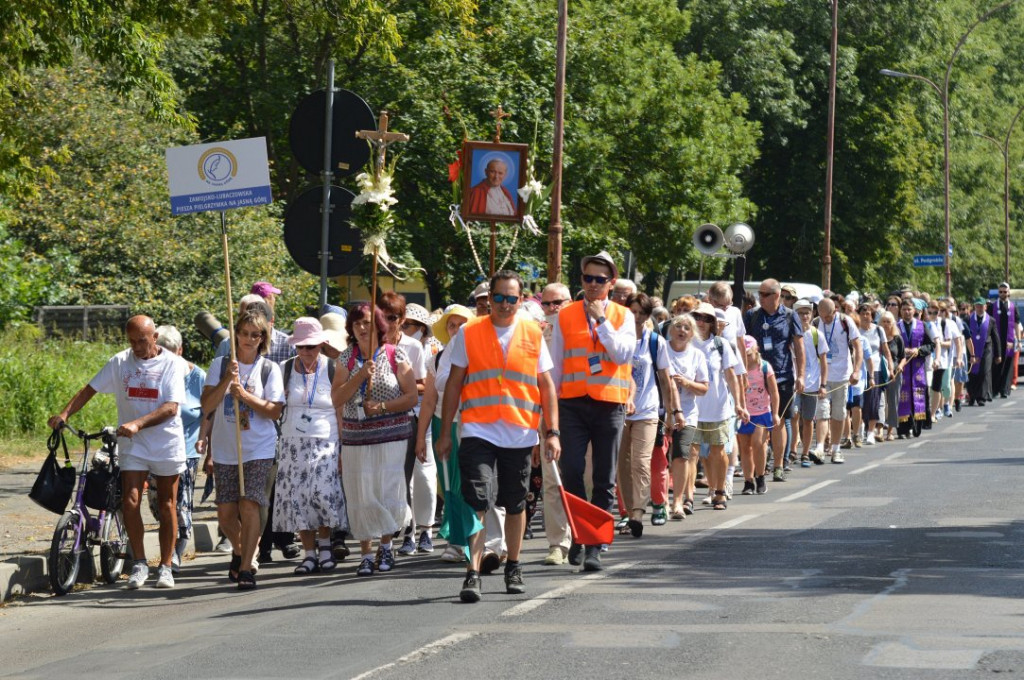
1, 520, 220, 602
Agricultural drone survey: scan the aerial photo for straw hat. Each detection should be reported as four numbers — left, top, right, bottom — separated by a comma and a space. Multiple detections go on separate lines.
432, 304, 474, 344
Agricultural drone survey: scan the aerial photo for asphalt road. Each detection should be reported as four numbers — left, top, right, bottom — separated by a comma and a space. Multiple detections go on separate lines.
3, 396, 1024, 679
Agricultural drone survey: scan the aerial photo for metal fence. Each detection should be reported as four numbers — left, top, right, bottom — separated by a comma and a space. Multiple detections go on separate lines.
33, 305, 131, 340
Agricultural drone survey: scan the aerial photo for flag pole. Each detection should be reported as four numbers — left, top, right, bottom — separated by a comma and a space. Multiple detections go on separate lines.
219, 210, 246, 497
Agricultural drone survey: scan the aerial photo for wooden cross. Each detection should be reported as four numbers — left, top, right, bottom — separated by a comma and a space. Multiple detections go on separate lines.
490, 105, 512, 143
355, 111, 410, 177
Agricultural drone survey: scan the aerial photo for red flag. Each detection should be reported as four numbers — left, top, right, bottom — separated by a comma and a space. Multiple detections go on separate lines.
551, 465, 614, 546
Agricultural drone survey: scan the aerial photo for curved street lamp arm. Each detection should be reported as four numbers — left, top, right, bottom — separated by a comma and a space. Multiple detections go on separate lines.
879, 69, 943, 99
945, 0, 1020, 93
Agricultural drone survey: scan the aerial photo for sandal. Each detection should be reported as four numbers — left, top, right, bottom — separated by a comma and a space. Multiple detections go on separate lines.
237, 570, 257, 590
670, 507, 686, 521
228, 553, 242, 583
294, 556, 319, 575
618, 523, 632, 536
712, 490, 727, 511
319, 556, 337, 572
682, 499, 694, 515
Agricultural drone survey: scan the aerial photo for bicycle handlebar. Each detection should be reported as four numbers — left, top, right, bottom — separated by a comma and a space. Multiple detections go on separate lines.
55, 422, 117, 443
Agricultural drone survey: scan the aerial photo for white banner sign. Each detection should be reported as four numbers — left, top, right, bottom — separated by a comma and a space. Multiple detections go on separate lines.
165, 137, 273, 215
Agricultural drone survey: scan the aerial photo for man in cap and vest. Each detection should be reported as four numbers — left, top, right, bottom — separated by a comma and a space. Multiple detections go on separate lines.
549, 251, 636, 572
438, 270, 560, 603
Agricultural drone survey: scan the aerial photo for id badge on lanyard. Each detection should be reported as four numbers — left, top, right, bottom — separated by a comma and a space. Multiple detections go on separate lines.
586, 305, 603, 375
762, 321, 774, 352
588, 354, 603, 375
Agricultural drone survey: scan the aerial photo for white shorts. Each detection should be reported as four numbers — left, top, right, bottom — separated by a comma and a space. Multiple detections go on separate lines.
120, 452, 187, 477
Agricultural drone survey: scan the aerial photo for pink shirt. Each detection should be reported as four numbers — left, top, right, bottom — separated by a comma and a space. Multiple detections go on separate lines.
745, 360, 775, 416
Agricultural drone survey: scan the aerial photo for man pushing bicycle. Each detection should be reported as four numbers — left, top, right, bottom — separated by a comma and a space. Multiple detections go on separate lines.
49, 315, 187, 590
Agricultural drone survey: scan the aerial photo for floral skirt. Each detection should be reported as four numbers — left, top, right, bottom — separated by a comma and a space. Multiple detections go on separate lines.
342, 439, 411, 541
273, 437, 348, 533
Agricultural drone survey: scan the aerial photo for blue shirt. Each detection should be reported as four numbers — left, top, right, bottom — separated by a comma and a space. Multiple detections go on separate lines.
745, 307, 804, 382
182, 364, 206, 459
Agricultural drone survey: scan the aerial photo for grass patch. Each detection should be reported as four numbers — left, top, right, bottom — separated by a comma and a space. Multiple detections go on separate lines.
0, 326, 118, 444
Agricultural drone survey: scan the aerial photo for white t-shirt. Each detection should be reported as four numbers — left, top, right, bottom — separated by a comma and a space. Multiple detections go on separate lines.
449, 318, 553, 448
816, 315, 860, 382
279, 355, 337, 440
694, 335, 739, 422
862, 323, 885, 374
801, 325, 830, 392
945, 317, 962, 367
667, 343, 709, 427
716, 305, 748, 376
205, 356, 284, 464
931, 318, 955, 370
629, 329, 672, 421
398, 333, 428, 416
89, 348, 186, 462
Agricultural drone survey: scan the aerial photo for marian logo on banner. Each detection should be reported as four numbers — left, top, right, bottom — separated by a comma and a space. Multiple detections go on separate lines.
166, 137, 272, 215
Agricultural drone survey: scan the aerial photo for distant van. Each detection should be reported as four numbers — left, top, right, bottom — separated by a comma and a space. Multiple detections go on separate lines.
667, 280, 824, 305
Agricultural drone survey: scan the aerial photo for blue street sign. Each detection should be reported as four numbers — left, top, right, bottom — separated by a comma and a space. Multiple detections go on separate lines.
913, 254, 945, 267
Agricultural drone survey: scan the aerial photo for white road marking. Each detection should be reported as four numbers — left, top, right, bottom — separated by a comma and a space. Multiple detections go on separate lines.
849, 450, 905, 476
946, 421, 963, 431
501, 560, 639, 617
777, 480, 838, 503
676, 513, 759, 544
909, 440, 925, 449
350, 632, 478, 680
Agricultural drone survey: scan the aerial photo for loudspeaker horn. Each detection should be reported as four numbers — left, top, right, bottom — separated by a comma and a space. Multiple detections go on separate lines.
693, 223, 724, 256
723, 222, 755, 254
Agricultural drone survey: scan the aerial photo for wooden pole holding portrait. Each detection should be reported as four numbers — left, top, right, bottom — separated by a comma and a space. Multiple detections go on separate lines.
218, 211, 247, 496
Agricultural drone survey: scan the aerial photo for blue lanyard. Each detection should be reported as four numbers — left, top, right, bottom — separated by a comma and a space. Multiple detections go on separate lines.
825, 318, 837, 348
584, 303, 601, 347
354, 345, 381, 397
300, 359, 320, 408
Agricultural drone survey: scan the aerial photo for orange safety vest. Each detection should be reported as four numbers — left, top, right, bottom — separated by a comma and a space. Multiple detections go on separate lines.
460, 316, 543, 429
557, 300, 631, 403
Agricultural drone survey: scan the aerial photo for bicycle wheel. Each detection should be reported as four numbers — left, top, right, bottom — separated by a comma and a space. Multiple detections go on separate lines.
99, 509, 128, 583
48, 511, 82, 596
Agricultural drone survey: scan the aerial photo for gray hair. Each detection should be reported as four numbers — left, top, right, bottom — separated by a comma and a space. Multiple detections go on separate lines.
155, 325, 182, 353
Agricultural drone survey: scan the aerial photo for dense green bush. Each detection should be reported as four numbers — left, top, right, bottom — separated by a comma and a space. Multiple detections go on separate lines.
0, 327, 119, 438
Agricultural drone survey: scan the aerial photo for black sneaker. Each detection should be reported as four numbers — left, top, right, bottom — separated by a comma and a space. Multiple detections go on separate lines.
376, 546, 395, 572
460, 572, 482, 603
504, 564, 525, 594
583, 546, 603, 572
568, 543, 584, 566
356, 556, 375, 576
755, 475, 767, 495
741, 480, 756, 495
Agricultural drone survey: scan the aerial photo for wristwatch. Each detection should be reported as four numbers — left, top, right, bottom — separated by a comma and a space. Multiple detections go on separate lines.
545, 429, 561, 438
672, 409, 683, 415
596, 316, 606, 325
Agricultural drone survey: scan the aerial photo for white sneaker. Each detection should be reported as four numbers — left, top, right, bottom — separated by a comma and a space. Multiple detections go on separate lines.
155, 565, 174, 589
440, 544, 466, 563
544, 546, 565, 565
126, 560, 149, 590
864, 434, 876, 446
832, 451, 845, 464
724, 478, 734, 500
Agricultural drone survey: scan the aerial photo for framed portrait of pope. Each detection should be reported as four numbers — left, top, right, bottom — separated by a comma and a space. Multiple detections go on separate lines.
460, 140, 528, 223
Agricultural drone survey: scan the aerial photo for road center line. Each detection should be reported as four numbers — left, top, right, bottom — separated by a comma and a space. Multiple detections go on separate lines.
777, 480, 838, 503
849, 450, 906, 476
351, 632, 478, 680
908, 440, 925, 449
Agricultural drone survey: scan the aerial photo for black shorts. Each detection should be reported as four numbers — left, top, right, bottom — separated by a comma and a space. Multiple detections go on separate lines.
930, 368, 946, 393
457, 436, 532, 514
776, 380, 796, 419
670, 426, 697, 461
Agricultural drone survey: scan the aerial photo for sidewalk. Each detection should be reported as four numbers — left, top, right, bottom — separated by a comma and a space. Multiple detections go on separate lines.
0, 457, 221, 602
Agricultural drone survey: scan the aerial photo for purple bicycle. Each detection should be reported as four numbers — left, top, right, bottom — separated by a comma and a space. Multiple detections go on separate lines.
48, 424, 128, 595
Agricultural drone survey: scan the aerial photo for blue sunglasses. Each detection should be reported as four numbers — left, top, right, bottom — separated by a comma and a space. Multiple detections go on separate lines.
492, 293, 520, 304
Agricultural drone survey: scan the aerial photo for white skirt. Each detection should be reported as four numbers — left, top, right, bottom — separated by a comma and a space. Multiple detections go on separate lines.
341, 439, 411, 541
273, 437, 348, 533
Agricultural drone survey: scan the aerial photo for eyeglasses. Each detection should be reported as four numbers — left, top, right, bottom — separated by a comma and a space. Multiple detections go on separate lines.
296, 345, 318, 350
239, 331, 263, 340
781, 294, 796, 301
886, 302, 899, 307
541, 299, 568, 307
401, 321, 421, 329
758, 291, 776, 298
492, 293, 520, 304
693, 314, 715, 323
385, 314, 400, 322
582, 274, 610, 285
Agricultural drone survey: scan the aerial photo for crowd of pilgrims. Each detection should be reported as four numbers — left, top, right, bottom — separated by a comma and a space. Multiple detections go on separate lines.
57, 274, 1020, 596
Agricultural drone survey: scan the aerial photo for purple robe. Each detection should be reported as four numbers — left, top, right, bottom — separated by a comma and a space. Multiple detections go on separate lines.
898, 319, 926, 422
991, 300, 1017, 357
969, 313, 990, 375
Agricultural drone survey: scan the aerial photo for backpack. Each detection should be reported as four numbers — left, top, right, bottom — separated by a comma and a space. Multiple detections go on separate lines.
745, 306, 798, 353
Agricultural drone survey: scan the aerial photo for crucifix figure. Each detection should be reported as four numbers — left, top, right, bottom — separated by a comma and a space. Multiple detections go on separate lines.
490, 105, 511, 143
356, 111, 410, 177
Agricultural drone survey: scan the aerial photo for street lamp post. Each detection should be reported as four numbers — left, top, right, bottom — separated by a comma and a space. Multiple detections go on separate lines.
972, 102, 1024, 282
880, 0, 1019, 297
